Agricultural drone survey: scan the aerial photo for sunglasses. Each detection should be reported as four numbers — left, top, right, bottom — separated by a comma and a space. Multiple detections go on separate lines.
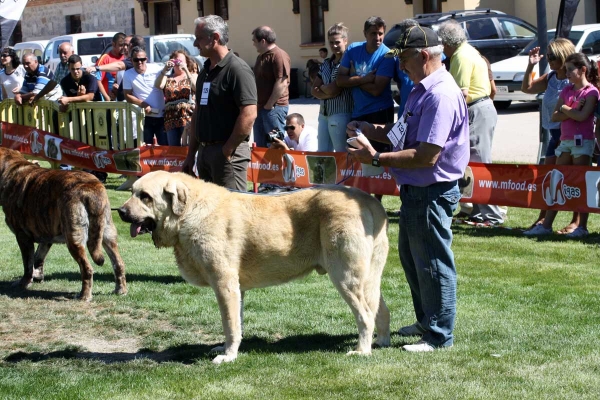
0, 54, 9, 58
132, 57, 147, 62
546, 53, 558, 62
284, 125, 295, 131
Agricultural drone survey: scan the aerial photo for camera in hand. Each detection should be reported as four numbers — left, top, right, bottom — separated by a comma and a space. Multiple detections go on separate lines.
266, 129, 285, 143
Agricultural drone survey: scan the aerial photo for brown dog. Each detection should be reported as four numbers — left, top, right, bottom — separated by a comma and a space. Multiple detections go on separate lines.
118, 171, 390, 363
0, 147, 126, 300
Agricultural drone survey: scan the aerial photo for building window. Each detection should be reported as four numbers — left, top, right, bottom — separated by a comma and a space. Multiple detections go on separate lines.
66, 15, 82, 34
214, 0, 228, 20
310, 0, 324, 43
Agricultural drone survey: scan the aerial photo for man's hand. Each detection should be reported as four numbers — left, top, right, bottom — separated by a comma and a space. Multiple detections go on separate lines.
347, 142, 376, 164
181, 153, 196, 176
85, 66, 97, 74
78, 85, 87, 95
270, 137, 289, 150
28, 95, 38, 105
346, 120, 374, 138
14, 93, 23, 105
58, 96, 70, 106
222, 144, 236, 161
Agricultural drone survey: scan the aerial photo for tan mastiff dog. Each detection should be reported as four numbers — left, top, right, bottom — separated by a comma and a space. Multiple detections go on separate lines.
118, 171, 390, 363
0, 147, 127, 300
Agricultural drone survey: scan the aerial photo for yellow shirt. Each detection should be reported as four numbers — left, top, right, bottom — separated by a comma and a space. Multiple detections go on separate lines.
449, 42, 490, 104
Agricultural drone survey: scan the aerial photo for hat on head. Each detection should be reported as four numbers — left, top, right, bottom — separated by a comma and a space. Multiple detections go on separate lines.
385, 25, 441, 58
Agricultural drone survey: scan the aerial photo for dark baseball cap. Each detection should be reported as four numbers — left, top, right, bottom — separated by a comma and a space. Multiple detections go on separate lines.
394, 25, 441, 51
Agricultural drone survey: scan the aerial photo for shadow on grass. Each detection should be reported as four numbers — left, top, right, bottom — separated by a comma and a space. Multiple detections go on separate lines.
452, 223, 600, 243
0, 281, 74, 301
3, 333, 362, 364
43, 271, 185, 285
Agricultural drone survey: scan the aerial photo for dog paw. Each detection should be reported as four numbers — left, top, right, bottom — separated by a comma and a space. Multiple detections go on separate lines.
75, 292, 93, 302
346, 349, 371, 356
113, 286, 128, 296
212, 354, 237, 364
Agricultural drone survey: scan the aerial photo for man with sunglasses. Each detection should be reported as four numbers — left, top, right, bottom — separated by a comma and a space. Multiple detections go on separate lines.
123, 47, 167, 145
29, 42, 73, 105
270, 113, 317, 152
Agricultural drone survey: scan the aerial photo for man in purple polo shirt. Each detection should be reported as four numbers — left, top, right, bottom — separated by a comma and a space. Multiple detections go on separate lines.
347, 26, 469, 352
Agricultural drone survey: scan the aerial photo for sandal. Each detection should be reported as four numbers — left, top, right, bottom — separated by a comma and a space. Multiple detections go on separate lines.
556, 225, 577, 235
565, 227, 589, 238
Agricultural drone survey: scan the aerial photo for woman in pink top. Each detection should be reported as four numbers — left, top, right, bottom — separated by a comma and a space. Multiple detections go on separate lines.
524, 53, 599, 238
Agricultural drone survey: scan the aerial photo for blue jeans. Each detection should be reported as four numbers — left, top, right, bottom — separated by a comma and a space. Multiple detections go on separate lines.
317, 112, 352, 152
167, 126, 185, 146
253, 106, 288, 148
143, 116, 168, 145
399, 181, 460, 348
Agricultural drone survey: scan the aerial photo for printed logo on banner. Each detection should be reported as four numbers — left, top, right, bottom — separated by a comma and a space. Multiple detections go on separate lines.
44, 136, 62, 160
541, 169, 580, 206
29, 130, 43, 153
306, 155, 336, 184
282, 153, 296, 183
584, 171, 600, 208
92, 151, 112, 169
113, 148, 141, 172
459, 166, 473, 199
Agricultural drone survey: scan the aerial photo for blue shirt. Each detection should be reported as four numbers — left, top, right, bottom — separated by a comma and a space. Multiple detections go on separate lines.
390, 66, 469, 187
340, 41, 394, 118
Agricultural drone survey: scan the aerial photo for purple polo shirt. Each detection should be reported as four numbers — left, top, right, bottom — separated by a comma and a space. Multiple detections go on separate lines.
390, 66, 469, 187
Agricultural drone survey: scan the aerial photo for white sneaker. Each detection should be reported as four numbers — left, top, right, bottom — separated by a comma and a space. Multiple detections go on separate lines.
398, 322, 425, 337
523, 224, 552, 236
402, 340, 435, 352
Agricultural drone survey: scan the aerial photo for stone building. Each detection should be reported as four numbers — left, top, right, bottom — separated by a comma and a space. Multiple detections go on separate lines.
13, 0, 136, 42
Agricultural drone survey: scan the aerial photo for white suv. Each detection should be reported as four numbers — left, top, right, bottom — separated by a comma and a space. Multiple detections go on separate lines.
491, 24, 600, 109
42, 32, 118, 74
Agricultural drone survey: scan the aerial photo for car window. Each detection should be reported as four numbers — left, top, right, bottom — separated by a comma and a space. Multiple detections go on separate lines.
153, 37, 200, 62
53, 39, 70, 56
77, 38, 112, 56
520, 31, 583, 55
498, 19, 536, 39
465, 18, 499, 40
42, 41, 54, 64
581, 31, 600, 54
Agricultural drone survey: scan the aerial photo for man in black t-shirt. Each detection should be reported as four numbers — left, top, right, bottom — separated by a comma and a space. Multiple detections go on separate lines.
59, 54, 101, 112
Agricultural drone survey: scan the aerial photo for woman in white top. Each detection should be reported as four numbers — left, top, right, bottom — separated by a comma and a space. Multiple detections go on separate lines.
0, 47, 26, 99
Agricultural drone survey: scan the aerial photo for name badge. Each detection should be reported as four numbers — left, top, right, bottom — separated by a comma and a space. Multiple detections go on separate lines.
200, 82, 210, 105
387, 114, 408, 150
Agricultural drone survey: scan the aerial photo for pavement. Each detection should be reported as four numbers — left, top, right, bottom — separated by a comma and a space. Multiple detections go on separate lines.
287, 97, 541, 164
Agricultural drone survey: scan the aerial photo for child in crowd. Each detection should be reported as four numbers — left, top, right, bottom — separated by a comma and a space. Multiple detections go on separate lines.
524, 53, 600, 238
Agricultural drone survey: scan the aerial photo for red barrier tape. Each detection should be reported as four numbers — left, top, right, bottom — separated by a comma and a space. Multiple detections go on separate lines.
3, 122, 600, 213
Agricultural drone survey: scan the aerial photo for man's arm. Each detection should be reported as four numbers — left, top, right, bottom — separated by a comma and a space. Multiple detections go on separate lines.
264, 78, 286, 110
222, 104, 257, 160
359, 75, 391, 97
124, 89, 151, 113
30, 80, 58, 103
86, 61, 126, 74
182, 107, 199, 175
349, 141, 442, 169
58, 93, 94, 105
336, 64, 376, 88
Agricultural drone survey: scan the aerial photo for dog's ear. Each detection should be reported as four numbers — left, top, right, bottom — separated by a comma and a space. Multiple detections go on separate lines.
164, 179, 188, 216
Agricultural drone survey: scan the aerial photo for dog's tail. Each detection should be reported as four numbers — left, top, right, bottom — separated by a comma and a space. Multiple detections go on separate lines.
83, 186, 108, 266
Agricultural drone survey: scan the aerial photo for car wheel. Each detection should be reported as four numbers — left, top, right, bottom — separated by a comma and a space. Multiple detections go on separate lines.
493, 100, 512, 110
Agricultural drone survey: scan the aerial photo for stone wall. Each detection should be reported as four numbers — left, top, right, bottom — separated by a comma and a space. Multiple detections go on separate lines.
21, 0, 136, 41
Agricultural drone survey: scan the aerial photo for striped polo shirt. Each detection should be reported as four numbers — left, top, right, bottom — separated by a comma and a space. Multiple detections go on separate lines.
318, 56, 353, 116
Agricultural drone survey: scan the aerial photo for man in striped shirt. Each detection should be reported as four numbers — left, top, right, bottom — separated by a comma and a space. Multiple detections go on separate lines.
29, 42, 73, 104
14, 53, 61, 105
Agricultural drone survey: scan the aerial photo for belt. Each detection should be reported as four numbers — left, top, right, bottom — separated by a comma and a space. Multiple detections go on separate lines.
199, 140, 225, 146
467, 96, 490, 107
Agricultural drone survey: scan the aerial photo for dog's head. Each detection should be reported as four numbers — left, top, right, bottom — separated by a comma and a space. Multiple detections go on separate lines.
118, 171, 189, 248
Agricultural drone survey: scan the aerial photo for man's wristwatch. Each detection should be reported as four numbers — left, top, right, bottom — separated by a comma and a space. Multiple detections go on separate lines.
372, 152, 381, 167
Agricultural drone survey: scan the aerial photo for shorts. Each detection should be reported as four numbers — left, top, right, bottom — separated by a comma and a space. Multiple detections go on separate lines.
546, 128, 561, 157
555, 139, 595, 158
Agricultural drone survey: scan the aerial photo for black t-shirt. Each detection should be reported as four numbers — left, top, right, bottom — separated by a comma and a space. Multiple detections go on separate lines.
196, 52, 257, 142
60, 72, 102, 101
116, 58, 134, 101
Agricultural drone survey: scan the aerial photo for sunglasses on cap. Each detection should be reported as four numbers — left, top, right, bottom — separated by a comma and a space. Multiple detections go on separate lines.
284, 125, 295, 131
546, 53, 558, 62
132, 57, 147, 62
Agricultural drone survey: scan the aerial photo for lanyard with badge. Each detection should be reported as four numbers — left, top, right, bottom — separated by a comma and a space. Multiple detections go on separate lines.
199, 81, 211, 105
387, 110, 412, 150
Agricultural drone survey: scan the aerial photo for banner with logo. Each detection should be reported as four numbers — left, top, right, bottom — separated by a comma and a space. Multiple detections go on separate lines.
0, 0, 27, 49
3, 121, 600, 214
0, 122, 188, 174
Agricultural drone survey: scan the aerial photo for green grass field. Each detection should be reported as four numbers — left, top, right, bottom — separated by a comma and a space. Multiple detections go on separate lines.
0, 173, 599, 399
